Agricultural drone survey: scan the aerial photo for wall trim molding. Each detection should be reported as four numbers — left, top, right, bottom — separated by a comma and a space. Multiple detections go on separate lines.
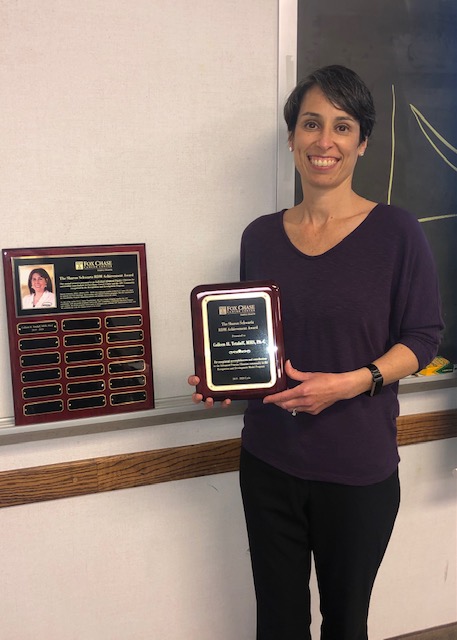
0, 409, 455, 509
385, 621, 457, 639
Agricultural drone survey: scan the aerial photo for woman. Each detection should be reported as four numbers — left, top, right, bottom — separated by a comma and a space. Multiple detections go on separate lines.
189, 65, 443, 639
22, 268, 56, 309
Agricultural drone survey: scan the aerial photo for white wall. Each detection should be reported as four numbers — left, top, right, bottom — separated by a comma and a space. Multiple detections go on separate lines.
0, 2, 455, 639
0, 0, 278, 407
0, 469, 255, 640
0, 430, 455, 640
370, 437, 457, 638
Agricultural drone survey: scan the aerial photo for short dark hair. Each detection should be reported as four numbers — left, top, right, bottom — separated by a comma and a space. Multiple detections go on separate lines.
284, 65, 376, 143
28, 268, 53, 294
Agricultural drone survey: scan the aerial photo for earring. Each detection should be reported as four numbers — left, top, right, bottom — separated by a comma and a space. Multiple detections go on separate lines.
359, 152, 365, 157
289, 146, 293, 152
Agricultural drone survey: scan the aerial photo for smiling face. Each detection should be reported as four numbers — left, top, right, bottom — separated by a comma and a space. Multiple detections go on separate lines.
30, 271, 48, 294
290, 85, 368, 192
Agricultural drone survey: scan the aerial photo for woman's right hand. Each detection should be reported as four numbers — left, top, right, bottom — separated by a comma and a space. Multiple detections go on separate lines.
188, 375, 232, 409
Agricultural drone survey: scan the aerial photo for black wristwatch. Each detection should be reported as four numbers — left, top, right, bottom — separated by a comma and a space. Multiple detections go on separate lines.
365, 363, 383, 397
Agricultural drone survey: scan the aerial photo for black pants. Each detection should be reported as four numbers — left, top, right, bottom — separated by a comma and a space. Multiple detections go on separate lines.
239, 447, 400, 640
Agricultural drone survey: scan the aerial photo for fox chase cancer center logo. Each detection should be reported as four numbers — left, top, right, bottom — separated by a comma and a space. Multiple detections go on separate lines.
219, 304, 256, 316
74, 260, 113, 271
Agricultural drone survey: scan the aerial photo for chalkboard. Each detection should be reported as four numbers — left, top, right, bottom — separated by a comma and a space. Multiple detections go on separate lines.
295, 0, 457, 363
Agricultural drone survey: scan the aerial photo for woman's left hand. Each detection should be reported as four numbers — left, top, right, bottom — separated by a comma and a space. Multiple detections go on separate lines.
263, 360, 357, 416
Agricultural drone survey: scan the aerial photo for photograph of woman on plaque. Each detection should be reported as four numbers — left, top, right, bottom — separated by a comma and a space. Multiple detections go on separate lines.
21, 266, 57, 310
189, 65, 443, 640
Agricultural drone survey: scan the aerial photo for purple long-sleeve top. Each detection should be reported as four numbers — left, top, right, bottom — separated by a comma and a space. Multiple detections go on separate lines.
240, 204, 443, 485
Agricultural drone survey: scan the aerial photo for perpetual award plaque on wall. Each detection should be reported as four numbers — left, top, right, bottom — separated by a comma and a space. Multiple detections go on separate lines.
2, 244, 154, 426
191, 281, 286, 400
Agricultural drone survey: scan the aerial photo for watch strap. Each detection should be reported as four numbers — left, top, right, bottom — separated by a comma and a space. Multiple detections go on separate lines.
365, 363, 383, 397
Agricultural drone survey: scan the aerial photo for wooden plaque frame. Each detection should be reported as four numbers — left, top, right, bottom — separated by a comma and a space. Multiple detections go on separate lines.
2, 244, 154, 426
191, 281, 286, 400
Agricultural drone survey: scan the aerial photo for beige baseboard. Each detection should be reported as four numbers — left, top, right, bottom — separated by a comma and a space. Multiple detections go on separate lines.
385, 622, 457, 640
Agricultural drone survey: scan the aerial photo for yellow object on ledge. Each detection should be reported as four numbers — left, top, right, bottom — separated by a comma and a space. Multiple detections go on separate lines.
417, 356, 453, 376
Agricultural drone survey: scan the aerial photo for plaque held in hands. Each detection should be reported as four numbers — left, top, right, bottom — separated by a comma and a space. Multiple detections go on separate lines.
191, 281, 286, 400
